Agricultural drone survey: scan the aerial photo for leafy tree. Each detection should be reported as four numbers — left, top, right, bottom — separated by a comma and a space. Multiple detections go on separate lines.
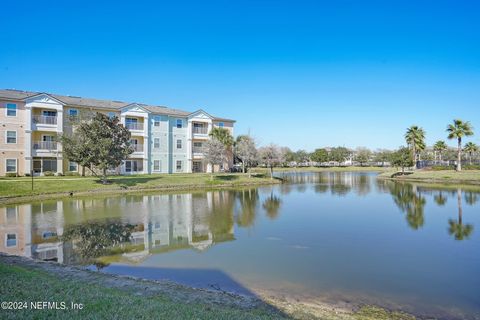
433, 140, 448, 162
234, 135, 257, 177
258, 144, 285, 179
463, 142, 478, 165
203, 138, 227, 180
329, 147, 350, 164
355, 147, 372, 166
373, 149, 392, 167
447, 119, 474, 171
405, 125, 426, 168
311, 148, 329, 164
390, 146, 414, 173
60, 113, 133, 183
294, 150, 310, 165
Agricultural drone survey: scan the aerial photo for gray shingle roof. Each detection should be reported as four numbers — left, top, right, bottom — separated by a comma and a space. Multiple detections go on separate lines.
0, 89, 235, 122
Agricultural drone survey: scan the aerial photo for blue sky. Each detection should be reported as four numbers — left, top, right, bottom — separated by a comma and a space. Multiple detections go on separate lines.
1, 0, 479, 151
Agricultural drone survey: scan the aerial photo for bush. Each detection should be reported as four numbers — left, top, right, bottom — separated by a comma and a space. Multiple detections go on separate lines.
65, 172, 80, 176
43, 171, 55, 176
56, 172, 64, 176
5, 173, 17, 177
463, 165, 480, 170
24, 173, 31, 177
431, 165, 455, 171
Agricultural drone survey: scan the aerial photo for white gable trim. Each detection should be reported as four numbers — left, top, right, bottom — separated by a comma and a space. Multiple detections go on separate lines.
121, 103, 150, 114
24, 93, 64, 106
188, 109, 213, 120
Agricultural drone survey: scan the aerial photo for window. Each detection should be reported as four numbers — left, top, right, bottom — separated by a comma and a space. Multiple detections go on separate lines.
6, 234, 17, 247
6, 131, 16, 144
153, 160, 161, 171
193, 142, 202, 147
6, 103, 16, 117
176, 119, 183, 128
6, 159, 16, 172
42, 231, 58, 239
42, 110, 57, 117
176, 139, 182, 149
218, 122, 224, 128
176, 160, 182, 171
154, 138, 160, 148
108, 112, 116, 119
68, 161, 78, 172
68, 109, 78, 117
154, 116, 161, 127
6, 207, 17, 224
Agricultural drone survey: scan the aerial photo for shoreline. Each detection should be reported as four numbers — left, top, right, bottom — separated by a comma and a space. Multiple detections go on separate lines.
0, 179, 282, 206
0, 254, 418, 320
376, 170, 480, 187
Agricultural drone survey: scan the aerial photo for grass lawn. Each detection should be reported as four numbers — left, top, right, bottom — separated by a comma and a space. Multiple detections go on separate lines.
0, 173, 279, 201
377, 169, 480, 185
0, 258, 416, 320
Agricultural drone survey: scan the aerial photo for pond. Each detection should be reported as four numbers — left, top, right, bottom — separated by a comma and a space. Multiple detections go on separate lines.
1, 172, 479, 319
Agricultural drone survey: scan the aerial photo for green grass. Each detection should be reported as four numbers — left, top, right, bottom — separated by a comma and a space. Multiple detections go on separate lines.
378, 169, 480, 185
0, 173, 279, 200
0, 262, 286, 320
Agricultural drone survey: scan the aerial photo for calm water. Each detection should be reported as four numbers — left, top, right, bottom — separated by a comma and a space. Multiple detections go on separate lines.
1, 172, 479, 319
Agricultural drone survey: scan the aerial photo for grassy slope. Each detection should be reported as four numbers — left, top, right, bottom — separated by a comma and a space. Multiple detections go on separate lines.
378, 170, 480, 184
0, 260, 415, 320
0, 173, 279, 199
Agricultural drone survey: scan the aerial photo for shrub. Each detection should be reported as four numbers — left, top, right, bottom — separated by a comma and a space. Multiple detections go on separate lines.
431, 165, 455, 171
24, 173, 31, 177
56, 172, 64, 176
65, 172, 80, 176
43, 171, 55, 176
5, 173, 17, 177
463, 165, 480, 170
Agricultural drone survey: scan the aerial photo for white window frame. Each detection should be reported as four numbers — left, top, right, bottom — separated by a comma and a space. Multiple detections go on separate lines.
176, 139, 182, 149
5, 233, 17, 247
154, 138, 160, 148
176, 119, 183, 128
153, 160, 161, 172
154, 116, 161, 127
68, 108, 78, 117
5, 103, 17, 117
5, 159, 17, 173
68, 161, 78, 172
6, 130, 17, 144
176, 160, 182, 171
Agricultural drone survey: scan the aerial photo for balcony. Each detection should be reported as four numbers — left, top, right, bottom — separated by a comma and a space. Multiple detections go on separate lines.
32, 115, 57, 125
192, 126, 208, 135
33, 141, 58, 150
192, 146, 204, 154
131, 144, 144, 152
125, 122, 144, 131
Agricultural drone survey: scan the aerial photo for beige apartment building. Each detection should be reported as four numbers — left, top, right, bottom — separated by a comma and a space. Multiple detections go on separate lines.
0, 89, 234, 176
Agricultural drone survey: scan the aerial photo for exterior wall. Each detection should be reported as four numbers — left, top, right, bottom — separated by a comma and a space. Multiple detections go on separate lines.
149, 115, 170, 173
169, 117, 188, 173
0, 100, 27, 176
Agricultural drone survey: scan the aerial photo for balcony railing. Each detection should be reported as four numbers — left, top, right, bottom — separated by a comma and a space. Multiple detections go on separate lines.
193, 146, 204, 153
192, 127, 208, 134
131, 144, 144, 152
32, 115, 57, 125
33, 141, 58, 150
125, 122, 144, 130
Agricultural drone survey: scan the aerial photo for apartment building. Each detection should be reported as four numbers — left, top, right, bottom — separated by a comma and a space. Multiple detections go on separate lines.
0, 89, 234, 176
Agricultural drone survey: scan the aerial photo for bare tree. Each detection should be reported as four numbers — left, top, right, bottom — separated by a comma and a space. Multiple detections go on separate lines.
203, 138, 227, 180
258, 144, 285, 179
234, 135, 258, 177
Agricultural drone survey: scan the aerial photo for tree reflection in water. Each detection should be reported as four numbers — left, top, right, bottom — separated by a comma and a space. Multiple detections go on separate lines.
434, 192, 448, 206
235, 189, 259, 228
387, 182, 426, 230
448, 189, 474, 241
263, 192, 282, 220
62, 220, 135, 267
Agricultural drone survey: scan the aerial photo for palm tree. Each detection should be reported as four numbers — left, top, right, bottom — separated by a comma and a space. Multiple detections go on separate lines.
405, 125, 426, 168
463, 142, 478, 165
448, 189, 474, 240
446, 119, 474, 171
262, 192, 282, 220
433, 140, 448, 164
209, 127, 234, 147
434, 191, 448, 206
